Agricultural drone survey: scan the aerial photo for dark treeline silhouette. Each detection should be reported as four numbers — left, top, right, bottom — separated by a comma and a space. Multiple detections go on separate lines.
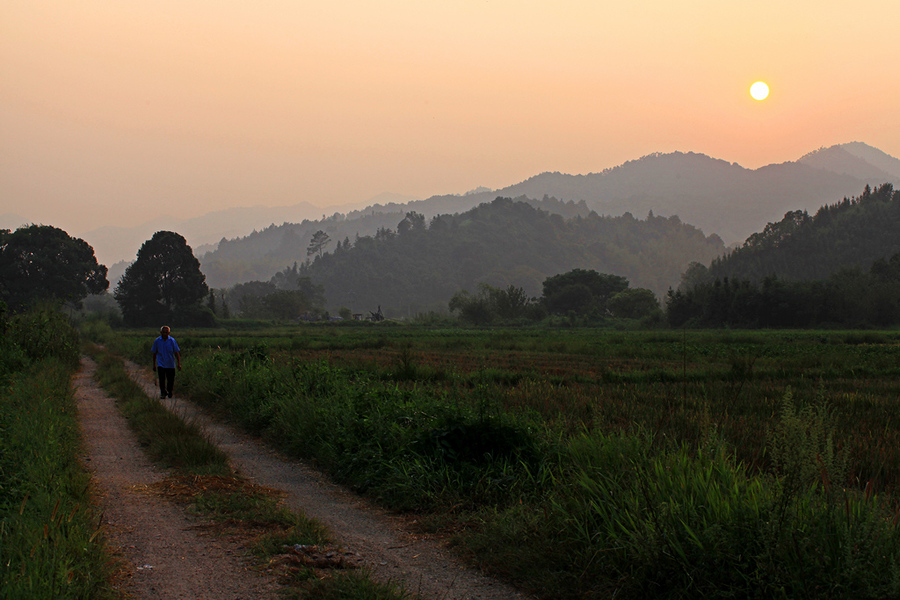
666, 258, 900, 328
709, 183, 900, 282
448, 269, 664, 326
668, 184, 900, 328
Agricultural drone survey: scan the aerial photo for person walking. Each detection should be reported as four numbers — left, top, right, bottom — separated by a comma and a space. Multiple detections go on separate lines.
151, 325, 181, 399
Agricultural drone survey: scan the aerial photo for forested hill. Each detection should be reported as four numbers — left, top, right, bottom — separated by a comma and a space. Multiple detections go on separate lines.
707, 184, 900, 282
294, 197, 725, 317
200, 195, 591, 288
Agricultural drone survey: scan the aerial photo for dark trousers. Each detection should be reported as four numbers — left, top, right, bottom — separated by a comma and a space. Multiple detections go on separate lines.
157, 367, 176, 398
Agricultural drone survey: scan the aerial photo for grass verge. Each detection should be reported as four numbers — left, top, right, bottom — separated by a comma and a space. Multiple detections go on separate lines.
0, 359, 117, 599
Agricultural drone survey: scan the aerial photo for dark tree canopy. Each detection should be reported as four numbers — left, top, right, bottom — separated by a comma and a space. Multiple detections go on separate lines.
115, 231, 209, 326
710, 183, 900, 283
449, 283, 538, 324
542, 269, 629, 315
607, 288, 661, 319
221, 264, 324, 320
0, 225, 108, 311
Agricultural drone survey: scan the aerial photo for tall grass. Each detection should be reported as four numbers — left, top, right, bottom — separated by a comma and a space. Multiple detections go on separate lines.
463, 415, 900, 599
87, 346, 232, 474
0, 308, 115, 600
174, 347, 547, 511
97, 324, 900, 598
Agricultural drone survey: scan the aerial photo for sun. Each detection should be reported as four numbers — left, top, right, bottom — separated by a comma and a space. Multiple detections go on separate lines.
750, 81, 769, 101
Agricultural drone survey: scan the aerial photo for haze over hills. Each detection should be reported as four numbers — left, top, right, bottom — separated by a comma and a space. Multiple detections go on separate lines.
77, 193, 419, 267
419, 143, 899, 245
798, 143, 900, 182
258, 197, 727, 317
193, 142, 899, 289
10, 143, 895, 276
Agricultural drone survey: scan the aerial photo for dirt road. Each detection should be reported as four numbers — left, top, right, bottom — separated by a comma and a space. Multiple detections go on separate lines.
75, 355, 530, 600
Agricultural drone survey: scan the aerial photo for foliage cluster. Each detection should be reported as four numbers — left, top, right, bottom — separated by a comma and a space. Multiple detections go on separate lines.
0, 225, 108, 312
221, 263, 325, 320
0, 309, 114, 599
449, 269, 663, 326
667, 252, 900, 328
115, 230, 212, 327
449, 283, 543, 325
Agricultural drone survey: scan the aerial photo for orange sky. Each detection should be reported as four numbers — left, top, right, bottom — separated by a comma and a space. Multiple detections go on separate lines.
2, 0, 899, 234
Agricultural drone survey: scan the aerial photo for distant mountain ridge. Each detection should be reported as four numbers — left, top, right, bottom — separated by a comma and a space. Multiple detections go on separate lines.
798, 142, 900, 182
77, 194, 415, 267
44, 142, 900, 272
349, 143, 898, 247
455, 144, 898, 244
194, 142, 899, 289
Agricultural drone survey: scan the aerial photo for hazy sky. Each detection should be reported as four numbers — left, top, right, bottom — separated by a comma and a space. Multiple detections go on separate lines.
2, 0, 899, 234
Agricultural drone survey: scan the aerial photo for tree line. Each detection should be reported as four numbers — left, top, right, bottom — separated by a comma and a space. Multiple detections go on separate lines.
666, 254, 900, 328
448, 268, 663, 326
667, 184, 900, 328
709, 183, 900, 282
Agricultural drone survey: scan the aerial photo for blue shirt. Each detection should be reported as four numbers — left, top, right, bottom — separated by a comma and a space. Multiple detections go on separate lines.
151, 336, 180, 369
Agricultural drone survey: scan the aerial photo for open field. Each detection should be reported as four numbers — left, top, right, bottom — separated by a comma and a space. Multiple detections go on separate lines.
92, 322, 900, 599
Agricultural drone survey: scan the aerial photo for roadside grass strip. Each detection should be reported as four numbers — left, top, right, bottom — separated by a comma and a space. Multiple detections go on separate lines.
86, 344, 411, 599
0, 359, 116, 600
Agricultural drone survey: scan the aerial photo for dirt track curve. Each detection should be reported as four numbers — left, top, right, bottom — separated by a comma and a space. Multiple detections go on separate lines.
75, 355, 531, 600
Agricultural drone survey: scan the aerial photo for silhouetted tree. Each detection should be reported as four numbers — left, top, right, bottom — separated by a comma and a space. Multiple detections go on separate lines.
0, 225, 108, 311
607, 288, 661, 319
115, 231, 209, 326
542, 269, 629, 315
398, 211, 426, 235
307, 230, 331, 258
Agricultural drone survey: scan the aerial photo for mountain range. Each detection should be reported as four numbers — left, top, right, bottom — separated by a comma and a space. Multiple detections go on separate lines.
195, 142, 899, 289
6, 142, 896, 281
409, 142, 900, 245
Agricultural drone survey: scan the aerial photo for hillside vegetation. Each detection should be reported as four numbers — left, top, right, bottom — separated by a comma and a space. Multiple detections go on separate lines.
200, 195, 591, 289
667, 184, 900, 328
709, 183, 900, 282
292, 197, 724, 317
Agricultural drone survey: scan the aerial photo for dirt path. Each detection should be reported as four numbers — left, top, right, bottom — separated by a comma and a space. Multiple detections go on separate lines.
76, 355, 531, 600
75, 357, 281, 599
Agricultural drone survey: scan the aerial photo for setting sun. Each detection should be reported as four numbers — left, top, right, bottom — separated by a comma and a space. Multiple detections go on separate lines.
750, 81, 770, 101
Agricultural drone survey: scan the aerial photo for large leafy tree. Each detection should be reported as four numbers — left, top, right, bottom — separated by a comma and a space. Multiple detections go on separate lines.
542, 269, 629, 315
115, 231, 208, 326
0, 225, 108, 311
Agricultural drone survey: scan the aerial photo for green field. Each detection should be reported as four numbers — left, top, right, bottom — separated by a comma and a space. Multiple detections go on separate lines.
93, 322, 900, 599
